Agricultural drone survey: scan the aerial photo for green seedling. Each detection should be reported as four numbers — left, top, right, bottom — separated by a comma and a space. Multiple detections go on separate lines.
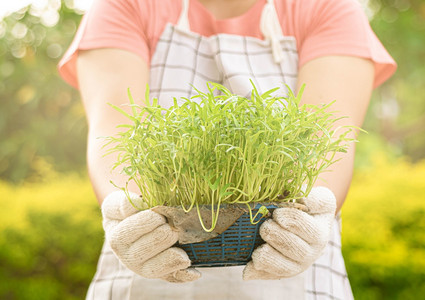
103, 82, 355, 231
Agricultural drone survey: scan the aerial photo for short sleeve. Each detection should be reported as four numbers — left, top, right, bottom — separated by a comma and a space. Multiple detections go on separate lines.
58, 0, 149, 89
297, 0, 396, 88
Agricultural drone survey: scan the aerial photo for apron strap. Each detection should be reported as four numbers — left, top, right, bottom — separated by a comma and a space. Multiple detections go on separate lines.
177, 0, 190, 30
260, 0, 284, 63
177, 0, 285, 63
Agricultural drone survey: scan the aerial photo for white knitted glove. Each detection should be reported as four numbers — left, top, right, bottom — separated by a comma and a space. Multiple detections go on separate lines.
102, 191, 201, 283
243, 186, 337, 280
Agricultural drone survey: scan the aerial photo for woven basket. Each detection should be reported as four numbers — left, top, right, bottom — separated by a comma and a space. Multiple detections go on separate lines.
177, 204, 276, 267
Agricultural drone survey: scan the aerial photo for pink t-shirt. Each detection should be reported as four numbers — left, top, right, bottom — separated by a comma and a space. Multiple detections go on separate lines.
58, 0, 396, 89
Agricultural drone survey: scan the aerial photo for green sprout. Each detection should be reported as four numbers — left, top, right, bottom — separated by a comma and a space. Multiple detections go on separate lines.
103, 82, 355, 232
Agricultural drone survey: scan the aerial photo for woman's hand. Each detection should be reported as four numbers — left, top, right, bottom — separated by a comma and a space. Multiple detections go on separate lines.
243, 186, 336, 280
102, 191, 201, 283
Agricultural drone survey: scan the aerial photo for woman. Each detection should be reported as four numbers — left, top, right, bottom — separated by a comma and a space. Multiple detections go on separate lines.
59, 0, 396, 298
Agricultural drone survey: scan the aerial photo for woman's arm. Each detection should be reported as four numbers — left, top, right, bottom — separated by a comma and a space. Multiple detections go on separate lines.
76, 49, 202, 282
243, 55, 375, 280
296, 55, 375, 212
77, 48, 149, 205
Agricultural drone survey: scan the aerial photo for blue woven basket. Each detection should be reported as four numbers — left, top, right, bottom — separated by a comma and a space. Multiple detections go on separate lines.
177, 204, 277, 267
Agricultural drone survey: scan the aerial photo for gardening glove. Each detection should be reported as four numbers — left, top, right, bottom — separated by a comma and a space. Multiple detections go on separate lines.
243, 186, 336, 280
102, 191, 201, 283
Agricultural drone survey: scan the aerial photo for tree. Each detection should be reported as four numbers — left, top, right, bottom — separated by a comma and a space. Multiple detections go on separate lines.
0, 1, 86, 183
365, 0, 425, 161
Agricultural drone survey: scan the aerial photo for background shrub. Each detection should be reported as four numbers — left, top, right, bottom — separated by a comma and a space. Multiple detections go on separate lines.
0, 153, 424, 299
342, 153, 425, 299
0, 175, 103, 300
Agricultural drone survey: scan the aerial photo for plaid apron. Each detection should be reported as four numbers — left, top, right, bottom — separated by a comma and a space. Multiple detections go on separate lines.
86, 0, 354, 299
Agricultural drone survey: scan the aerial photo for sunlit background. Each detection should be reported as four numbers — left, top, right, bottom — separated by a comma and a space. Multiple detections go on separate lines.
0, 0, 424, 299
0, 0, 91, 19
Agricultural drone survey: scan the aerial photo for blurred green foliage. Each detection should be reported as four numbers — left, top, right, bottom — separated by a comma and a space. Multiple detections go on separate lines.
0, 1, 86, 183
0, 173, 103, 299
0, 154, 424, 299
343, 153, 425, 299
365, 0, 425, 160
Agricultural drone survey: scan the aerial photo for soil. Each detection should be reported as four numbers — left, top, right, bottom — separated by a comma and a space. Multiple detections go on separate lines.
152, 204, 246, 244
152, 201, 308, 244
